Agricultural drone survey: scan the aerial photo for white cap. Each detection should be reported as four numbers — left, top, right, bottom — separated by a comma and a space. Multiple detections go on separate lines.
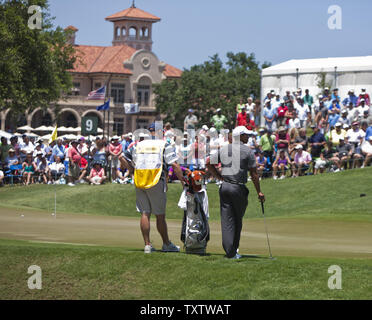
111, 135, 120, 140
202, 125, 209, 131
369, 136, 372, 141
360, 98, 365, 102
232, 126, 250, 137
216, 108, 221, 112
341, 109, 348, 114
295, 144, 303, 150
209, 127, 217, 133
139, 133, 146, 138
324, 87, 329, 90
335, 122, 342, 127
343, 124, 349, 129
350, 89, 354, 93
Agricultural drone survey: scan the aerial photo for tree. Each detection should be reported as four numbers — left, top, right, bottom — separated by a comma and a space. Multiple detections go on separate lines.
154, 52, 270, 129
0, 0, 76, 116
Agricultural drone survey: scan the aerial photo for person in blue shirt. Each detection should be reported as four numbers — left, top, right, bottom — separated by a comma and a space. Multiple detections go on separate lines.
327, 109, 340, 131
51, 139, 66, 162
365, 125, 372, 141
342, 89, 358, 107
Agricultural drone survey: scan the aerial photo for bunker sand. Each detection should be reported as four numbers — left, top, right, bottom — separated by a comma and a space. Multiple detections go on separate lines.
0, 207, 371, 259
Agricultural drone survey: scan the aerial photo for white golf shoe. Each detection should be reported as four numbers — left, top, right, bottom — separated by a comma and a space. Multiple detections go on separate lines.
144, 244, 156, 254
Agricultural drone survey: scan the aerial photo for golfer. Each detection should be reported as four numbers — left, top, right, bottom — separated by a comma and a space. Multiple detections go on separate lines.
207, 126, 265, 259
122, 123, 186, 254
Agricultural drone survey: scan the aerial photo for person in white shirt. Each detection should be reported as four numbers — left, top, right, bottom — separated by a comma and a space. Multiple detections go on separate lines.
361, 136, 372, 168
49, 156, 65, 182
294, 98, 310, 128
245, 97, 255, 121
346, 121, 365, 148
19, 135, 35, 163
288, 111, 301, 129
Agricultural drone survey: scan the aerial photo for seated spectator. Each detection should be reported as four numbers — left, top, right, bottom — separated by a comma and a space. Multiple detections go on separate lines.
88, 162, 106, 185
288, 111, 301, 129
314, 145, 332, 175
49, 156, 65, 183
357, 89, 370, 106
22, 153, 36, 185
0, 169, 4, 186
51, 139, 66, 162
342, 89, 358, 107
356, 99, 369, 116
78, 157, 88, 183
329, 123, 346, 146
329, 138, 353, 171
293, 145, 312, 177
275, 127, 290, 153
361, 136, 372, 168
346, 121, 365, 149
309, 125, 326, 159
109, 136, 123, 182
36, 156, 51, 184
273, 149, 292, 180
327, 108, 340, 132
255, 151, 267, 180
338, 109, 350, 126
5, 149, 19, 169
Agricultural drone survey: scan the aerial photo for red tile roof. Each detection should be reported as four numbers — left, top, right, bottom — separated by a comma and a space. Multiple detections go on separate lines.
71, 44, 182, 78
72, 45, 136, 75
106, 7, 161, 21
64, 25, 78, 32
163, 64, 183, 78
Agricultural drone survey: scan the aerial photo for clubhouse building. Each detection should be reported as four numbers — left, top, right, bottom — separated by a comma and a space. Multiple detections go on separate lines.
0, 3, 182, 135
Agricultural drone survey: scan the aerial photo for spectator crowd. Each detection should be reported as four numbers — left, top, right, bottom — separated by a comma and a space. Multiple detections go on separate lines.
1, 87, 372, 187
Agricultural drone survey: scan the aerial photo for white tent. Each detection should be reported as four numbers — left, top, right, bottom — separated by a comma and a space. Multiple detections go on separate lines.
261, 55, 372, 102
34, 125, 53, 132
17, 125, 34, 131
0, 130, 12, 139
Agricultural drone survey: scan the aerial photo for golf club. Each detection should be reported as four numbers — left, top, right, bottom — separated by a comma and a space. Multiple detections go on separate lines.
261, 201, 274, 259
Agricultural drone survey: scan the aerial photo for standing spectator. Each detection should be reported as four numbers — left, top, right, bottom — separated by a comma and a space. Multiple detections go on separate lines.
22, 153, 36, 185
283, 90, 293, 103
294, 98, 310, 128
342, 89, 358, 107
303, 89, 314, 117
184, 109, 198, 131
10, 136, 20, 158
263, 100, 277, 132
236, 97, 245, 113
356, 99, 369, 117
253, 101, 261, 127
19, 135, 34, 163
357, 89, 370, 106
309, 125, 326, 159
0, 137, 11, 165
259, 128, 276, 166
77, 137, 88, 159
288, 110, 301, 129
293, 145, 312, 177
273, 149, 292, 180
327, 109, 340, 132
109, 136, 123, 182
276, 102, 288, 127
67, 140, 81, 187
236, 105, 248, 127
246, 97, 255, 121
92, 138, 107, 167
211, 108, 228, 132
88, 162, 106, 185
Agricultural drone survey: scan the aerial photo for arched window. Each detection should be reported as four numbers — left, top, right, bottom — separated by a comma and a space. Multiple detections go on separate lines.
129, 27, 137, 39
115, 27, 120, 39
121, 27, 126, 37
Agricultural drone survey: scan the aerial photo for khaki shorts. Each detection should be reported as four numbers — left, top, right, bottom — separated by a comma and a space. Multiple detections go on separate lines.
136, 179, 166, 215
68, 162, 80, 180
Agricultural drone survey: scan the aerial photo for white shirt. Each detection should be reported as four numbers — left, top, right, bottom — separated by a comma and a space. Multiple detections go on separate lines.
245, 102, 255, 120
361, 141, 372, 154
346, 129, 365, 144
295, 103, 310, 121
288, 118, 301, 129
49, 162, 65, 173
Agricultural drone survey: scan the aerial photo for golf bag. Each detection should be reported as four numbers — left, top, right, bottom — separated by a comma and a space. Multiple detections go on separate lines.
180, 170, 210, 254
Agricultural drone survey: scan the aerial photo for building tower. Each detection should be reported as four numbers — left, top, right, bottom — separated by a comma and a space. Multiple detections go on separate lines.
105, 1, 161, 51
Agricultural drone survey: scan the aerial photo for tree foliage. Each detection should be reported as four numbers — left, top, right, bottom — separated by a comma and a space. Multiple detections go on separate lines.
154, 52, 271, 129
0, 0, 76, 115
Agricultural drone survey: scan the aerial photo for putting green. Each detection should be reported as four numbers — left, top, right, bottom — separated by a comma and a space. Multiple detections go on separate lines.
1, 207, 371, 259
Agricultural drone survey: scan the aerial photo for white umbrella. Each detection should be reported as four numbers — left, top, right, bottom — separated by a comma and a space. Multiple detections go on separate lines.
0, 130, 13, 139
97, 128, 103, 133
34, 125, 52, 131
40, 134, 52, 140
17, 125, 34, 131
71, 127, 81, 132
61, 134, 77, 140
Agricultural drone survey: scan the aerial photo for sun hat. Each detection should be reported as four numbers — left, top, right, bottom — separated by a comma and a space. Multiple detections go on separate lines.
232, 126, 250, 137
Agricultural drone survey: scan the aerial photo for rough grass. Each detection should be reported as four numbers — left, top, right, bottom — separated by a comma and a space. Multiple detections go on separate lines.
0, 167, 371, 221
0, 239, 371, 300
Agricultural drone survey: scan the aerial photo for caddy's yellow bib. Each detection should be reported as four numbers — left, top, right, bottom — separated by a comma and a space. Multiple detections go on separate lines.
134, 139, 165, 189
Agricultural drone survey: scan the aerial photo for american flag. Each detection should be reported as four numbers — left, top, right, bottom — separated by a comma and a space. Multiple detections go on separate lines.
87, 86, 106, 100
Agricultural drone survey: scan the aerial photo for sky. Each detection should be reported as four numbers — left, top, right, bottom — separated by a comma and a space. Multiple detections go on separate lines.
49, 0, 372, 70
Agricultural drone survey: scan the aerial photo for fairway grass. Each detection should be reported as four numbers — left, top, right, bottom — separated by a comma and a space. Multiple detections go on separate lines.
0, 239, 371, 300
0, 167, 372, 221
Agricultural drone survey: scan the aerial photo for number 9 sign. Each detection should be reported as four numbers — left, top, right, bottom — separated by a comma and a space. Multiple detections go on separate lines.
81, 116, 98, 136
